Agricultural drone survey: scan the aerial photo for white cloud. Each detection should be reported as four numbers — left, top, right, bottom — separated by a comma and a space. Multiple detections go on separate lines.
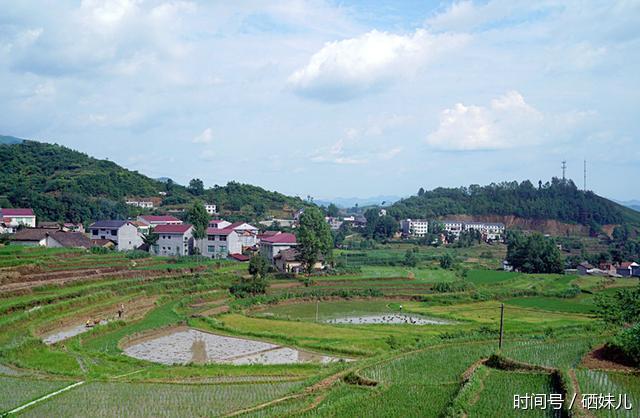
426, 91, 544, 150
193, 128, 213, 144
288, 29, 467, 101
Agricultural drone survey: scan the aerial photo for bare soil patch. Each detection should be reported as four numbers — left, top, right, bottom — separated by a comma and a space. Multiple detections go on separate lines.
581, 345, 639, 372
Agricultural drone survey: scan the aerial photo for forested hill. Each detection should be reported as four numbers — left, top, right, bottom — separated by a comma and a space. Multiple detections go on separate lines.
389, 180, 640, 228
0, 140, 307, 224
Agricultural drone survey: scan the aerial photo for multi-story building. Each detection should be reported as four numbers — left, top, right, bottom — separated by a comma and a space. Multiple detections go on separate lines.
205, 204, 217, 215
88, 221, 142, 251
400, 219, 429, 237
152, 224, 194, 256
126, 200, 154, 209
441, 220, 464, 238
200, 227, 240, 259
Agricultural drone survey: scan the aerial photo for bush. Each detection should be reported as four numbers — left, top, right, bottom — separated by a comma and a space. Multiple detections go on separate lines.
433, 281, 475, 293
611, 323, 640, 365
90, 246, 111, 254
125, 250, 150, 259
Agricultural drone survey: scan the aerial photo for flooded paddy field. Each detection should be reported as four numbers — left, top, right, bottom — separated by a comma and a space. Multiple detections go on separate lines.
42, 320, 108, 345
122, 327, 343, 365
325, 313, 452, 325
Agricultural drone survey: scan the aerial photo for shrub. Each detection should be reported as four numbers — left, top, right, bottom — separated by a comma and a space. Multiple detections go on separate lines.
90, 246, 111, 254
125, 250, 150, 259
611, 323, 640, 365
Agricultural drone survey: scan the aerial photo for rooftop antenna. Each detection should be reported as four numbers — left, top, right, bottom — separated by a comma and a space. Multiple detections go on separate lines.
561, 160, 567, 183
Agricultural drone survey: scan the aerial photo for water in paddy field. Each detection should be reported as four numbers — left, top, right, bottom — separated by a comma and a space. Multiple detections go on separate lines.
42, 320, 108, 345
325, 314, 452, 325
122, 328, 345, 365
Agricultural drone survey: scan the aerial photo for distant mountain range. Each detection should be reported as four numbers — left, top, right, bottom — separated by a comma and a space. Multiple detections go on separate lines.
615, 200, 640, 212
0, 135, 26, 145
315, 195, 402, 208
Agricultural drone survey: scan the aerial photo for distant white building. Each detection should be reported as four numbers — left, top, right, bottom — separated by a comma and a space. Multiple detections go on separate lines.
379, 209, 387, 217
400, 219, 429, 237
126, 199, 154, 209
463, 222, 505, 241
205, 204, 217, 215
442, 220, 464, 238
326, 217, 344, 231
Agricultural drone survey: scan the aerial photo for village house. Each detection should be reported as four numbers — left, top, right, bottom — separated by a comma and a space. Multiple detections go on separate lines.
46, 231, 93, 249
326, 217, 344, 231
209, 219, 232, 229
199, 221, 259, 259
400, 219, 429, 237
617, 261, 640, 277
10, 228, 50, 246
205, 204, 217, 215
577, 261, 595, 276
274, 248, 324, 273
463, 222, 505, 241
63, 223, 85, 233
0, 208, 36, 229
200, 227, 240, 259
442, 220, 464, 238
88, 221, 142, 251
152, 224, 194, 256
259, 232, 298, 263
137, 215, 183, 227
258, 218, 295, 228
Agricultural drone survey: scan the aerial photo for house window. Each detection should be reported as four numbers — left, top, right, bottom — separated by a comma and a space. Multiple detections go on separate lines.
92, 230, 98, 236
208, 235, 214, 241
219, 245, 226, 253
208, 246, 215, 253
110, 230, 117, 236
220, 236, 226, 241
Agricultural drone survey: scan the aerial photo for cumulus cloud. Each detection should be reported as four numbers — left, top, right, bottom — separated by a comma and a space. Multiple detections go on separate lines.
288, 29, 467, 102
193, 127, 213, 144
426, 91, 544, 151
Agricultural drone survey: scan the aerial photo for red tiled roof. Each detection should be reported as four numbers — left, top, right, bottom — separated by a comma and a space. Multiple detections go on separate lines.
154, 224, 192, 234
140, 215, 182, 223
619, 262, 638, 268
1, 208, 35, 216
261, 232, 297, 244
229, 253, 250, 262
206, 227, 235, 236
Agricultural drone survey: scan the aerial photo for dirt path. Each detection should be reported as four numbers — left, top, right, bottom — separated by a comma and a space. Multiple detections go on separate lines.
568, 369, 595, 418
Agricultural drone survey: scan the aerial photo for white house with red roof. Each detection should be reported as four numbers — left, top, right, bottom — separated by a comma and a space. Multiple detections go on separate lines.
227, 222, 259, 248
0, 208, 36, 229
152, 224, 194, 256
259, 232, 298, 263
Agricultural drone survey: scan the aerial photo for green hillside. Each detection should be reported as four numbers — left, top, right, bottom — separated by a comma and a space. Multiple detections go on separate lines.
0, 140, 307, 224
0, 135, 25, 145
389, 179, 640, 228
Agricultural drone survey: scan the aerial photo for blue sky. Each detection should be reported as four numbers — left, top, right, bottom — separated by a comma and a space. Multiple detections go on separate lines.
1, 0, 638, 201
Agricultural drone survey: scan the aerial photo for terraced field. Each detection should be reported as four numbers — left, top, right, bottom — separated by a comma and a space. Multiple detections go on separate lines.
0, 244, 637, 417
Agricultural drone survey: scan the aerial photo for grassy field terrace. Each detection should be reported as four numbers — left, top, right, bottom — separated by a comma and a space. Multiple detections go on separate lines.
0, 244, 638, 417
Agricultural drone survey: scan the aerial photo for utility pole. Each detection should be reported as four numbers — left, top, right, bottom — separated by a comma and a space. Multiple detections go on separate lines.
316, 299, 319, 322
561, 160, 567, 183
499, 303, 505, 350
583, 159, 587, 191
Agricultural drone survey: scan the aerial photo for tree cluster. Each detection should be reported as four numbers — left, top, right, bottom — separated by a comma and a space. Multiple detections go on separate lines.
505, 231, 563, 273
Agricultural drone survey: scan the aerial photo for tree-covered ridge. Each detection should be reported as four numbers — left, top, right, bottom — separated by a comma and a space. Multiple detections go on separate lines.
389, 179, 640, 227
0, 141, 307, 223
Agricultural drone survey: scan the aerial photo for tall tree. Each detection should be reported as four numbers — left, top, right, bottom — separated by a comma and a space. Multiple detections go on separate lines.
141, 227, 159, 248
327, 203, 339, 217
188, 178, 205, 196
187, 201, 209, 240
296, 207, 333, 273
248, 254, 269, 279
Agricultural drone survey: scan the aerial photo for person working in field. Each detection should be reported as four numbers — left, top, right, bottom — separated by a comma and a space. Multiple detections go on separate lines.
117, 304, 125, 319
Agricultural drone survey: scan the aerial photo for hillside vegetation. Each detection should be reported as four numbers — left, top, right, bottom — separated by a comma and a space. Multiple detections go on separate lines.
389, 179, 640, 228
0, 140, 306, 223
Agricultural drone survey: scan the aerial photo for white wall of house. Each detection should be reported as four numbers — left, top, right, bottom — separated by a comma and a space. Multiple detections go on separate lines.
260, 242, 297, 263
154, 230, 193, 256
8, 216, 36, 228
89, 223, 142, 251
199, 231, 241, 258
